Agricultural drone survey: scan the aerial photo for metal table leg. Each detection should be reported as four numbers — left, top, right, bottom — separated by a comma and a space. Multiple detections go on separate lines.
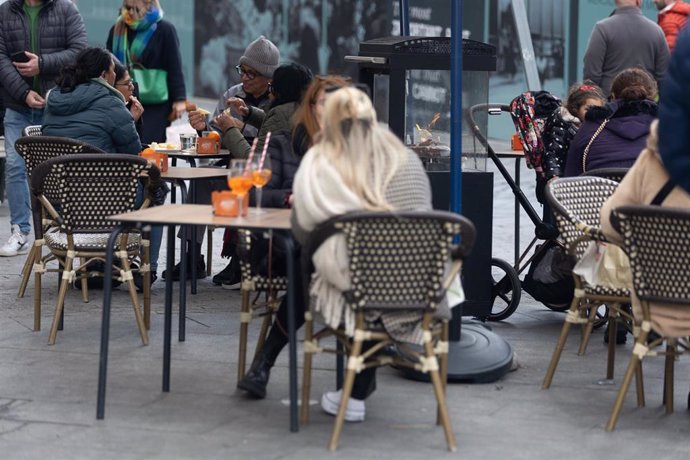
284, 235, 299, 432
163, 224, 175, 391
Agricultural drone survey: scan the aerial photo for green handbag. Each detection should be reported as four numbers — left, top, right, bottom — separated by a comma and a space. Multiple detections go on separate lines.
131, 66, 169, 105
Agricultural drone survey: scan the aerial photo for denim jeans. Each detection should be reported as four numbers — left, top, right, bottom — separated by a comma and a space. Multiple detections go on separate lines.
134, 184, 163, 273
4, 108, 44, 234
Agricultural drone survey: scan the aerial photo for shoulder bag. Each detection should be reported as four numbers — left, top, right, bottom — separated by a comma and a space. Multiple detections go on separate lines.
130, 63, 169, 105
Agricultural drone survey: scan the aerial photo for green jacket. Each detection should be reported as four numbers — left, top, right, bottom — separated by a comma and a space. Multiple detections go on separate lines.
222, 102, 298, 159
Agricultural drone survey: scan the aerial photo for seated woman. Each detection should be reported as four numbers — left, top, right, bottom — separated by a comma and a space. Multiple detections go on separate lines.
564, 68, 658, 177
113, 61, 145, 140
600, 120, 690, 338
42, 47, 142, 154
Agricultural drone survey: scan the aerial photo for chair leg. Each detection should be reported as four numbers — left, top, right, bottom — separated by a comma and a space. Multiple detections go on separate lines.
605, 311, 618, 380
437, 320, 449, 426
606, 329, 648, 431
206, 228, 213, 277
48, 255, 73, 345
33, 252, 43, 332
664, 340, 675, 414
578, 303, 599, 356
635, 359, 645, 407
80, 257, 89, 303
120, 254, 149, 346
142, 240, 151, 330
328, 337, 362, 452
252, 311, 272, 363
424, 338, 457, 452
543, 297, 580, 389
300, 313, 314, 425
237, 287, 251, 382
17, 245, 36, 298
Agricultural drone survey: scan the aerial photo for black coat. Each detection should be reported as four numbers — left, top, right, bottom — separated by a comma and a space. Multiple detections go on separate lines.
541, 107, 579, 179
107, 20, 186, 143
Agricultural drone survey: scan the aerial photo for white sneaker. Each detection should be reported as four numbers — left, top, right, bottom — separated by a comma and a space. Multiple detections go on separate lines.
320, 390, 366, 422
0, 226, 30, 257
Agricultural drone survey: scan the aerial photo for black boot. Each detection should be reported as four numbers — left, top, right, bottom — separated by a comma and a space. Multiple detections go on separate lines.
237, 327, 288, 398
162, 243, 206, 281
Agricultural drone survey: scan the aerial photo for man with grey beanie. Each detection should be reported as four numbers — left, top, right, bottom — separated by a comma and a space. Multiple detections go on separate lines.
171, 36, 280, 285
188, 36, 279, 148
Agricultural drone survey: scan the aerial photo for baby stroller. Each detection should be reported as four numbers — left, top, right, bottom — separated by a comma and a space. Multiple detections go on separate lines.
468, 91, 573, 321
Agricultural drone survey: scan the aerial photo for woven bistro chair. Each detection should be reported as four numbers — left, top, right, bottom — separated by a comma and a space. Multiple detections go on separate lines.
607, 205, 690, 431
15, 136, 105, 330
300, 211, 476, 452
582, 168, 628, 184
31, 154, 154, 345
22, 125, 43, 137
235, 229, 289, 382
542, 177, 636, 389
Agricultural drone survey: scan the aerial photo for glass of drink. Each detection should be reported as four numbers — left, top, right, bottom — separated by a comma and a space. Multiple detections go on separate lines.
227, 159, 253, 216
249, 155, 272, 214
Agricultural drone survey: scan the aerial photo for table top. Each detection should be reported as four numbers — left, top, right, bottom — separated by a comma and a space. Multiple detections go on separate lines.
161, 167, 229, 181
110, 204, 291, 230
165, 149, 231, 160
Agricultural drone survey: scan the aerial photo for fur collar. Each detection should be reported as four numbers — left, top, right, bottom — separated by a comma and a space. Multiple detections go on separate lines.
585, 99, 658, 122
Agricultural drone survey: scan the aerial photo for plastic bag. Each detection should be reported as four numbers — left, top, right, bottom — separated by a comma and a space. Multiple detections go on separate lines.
573, 241, 631, 290
522, 240, 574, 305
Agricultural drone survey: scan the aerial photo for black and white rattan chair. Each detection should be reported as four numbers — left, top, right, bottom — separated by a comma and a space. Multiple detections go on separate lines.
607, 205, 690, 431
581, 167, 629, 183
235, 229, 290, 383
300, 211, 475, 452
21, 125, 43, 137
15, 136, 105, 330
31, 154, 154, 345
543, 177, 635, 389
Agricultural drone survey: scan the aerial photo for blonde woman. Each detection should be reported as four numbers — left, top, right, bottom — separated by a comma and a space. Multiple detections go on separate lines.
291, 87, 446, 421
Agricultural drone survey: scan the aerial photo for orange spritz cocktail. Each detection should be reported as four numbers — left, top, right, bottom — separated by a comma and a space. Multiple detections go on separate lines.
251, 169, 272, 187
227, 175, 253, 195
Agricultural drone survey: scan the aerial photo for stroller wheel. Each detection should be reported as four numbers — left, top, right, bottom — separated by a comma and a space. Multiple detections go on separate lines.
488, 258, 521, 321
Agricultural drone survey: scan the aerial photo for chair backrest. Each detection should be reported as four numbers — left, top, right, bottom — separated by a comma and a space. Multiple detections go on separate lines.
15, 136, 105, 179
22, 125, 43, 137
613, 205, 690, 305
581, 167, 628, 183
308, 211, 476, 311
546, 176, 619, 259
31, 154, 154, 233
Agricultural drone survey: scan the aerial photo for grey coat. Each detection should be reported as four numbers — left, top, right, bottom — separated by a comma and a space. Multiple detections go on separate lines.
0, 0, 87, 110
583, 6, 669, 96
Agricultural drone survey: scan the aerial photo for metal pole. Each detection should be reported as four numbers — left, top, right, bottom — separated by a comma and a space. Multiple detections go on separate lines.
399, 0, 410, 36
450, 0, 462, 214
511, 0, 542, 90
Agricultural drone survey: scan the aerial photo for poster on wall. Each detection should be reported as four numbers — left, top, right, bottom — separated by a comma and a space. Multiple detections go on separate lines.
193, 0, 391, 99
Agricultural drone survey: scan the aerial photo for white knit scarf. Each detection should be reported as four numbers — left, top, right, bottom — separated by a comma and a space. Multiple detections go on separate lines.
293, 148, 363, 336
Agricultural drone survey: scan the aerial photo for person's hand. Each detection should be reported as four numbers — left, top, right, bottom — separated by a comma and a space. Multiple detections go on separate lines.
169, 100, 186, 120
25, 90, 45, 108
213, 111, 244, 132
225, 97, 249, 117
14, 51, 40, 77
129, 96, 144, 121
188, 109, 209, 131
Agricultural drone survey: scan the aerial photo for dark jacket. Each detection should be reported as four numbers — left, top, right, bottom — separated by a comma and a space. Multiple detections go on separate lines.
542, 107, 580, 180
0, 0, 87, 110
564, 100, 657, 177
42, 78, 142, 154
248, 127, 305, 208
659, 25, 690, 194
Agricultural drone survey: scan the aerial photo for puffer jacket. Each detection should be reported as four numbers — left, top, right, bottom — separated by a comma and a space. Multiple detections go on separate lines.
0, 0, 87, 110
42, 78, 142, 154
222, 101, 298, 160
658, 0, 690, 51
659, 25, 690, 193
564, 99, 657, 177
541, 106, 581, 179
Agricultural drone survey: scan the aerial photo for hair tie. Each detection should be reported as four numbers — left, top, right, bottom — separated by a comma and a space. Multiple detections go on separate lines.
579, 84, 595, 92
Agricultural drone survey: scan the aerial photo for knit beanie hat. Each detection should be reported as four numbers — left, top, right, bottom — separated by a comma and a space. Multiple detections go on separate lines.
239, 36, 280, 78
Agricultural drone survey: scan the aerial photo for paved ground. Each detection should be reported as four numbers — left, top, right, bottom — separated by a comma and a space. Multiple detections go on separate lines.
0, 150, 688, 460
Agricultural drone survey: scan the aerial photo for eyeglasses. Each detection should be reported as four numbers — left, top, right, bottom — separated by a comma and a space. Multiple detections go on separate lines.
116, 79, 135, 87
267, 82, 274, 94
236, 65, 258, 81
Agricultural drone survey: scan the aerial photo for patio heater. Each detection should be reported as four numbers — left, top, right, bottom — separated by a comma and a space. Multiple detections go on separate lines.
346, 35, 512, 382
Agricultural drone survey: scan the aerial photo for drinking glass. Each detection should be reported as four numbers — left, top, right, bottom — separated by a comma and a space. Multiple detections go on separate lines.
227, 159, 253, 216
249, 155, 272, 214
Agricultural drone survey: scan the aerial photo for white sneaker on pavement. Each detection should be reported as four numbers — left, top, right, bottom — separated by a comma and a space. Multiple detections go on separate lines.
320, 390, 366, 422
0, 226, 30, 257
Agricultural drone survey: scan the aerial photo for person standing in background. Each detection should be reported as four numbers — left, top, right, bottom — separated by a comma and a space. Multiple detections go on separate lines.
0, 0, 87, 257
654, 0, 690, 51
583, 0, 669, 97
107, 0, 186, 144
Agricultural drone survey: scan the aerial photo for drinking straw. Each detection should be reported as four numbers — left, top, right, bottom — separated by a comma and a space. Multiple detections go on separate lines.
259, 131, 271, 169
246, 137, 259, 169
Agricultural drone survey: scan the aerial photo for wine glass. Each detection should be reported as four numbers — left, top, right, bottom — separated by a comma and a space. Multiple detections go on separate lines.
227, 159, 253, 216
248, 154, 272, 214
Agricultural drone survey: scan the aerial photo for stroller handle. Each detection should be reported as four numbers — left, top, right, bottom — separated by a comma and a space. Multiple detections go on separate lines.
467, 104, 511, 149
